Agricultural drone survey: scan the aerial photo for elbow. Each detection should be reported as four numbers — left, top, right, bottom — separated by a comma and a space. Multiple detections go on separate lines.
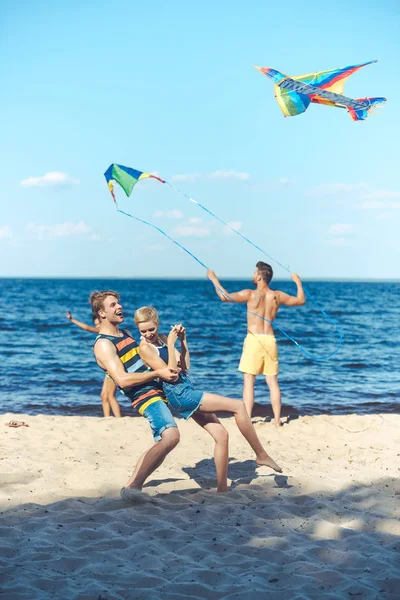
114, 374, 126, 389
300, 298, 306, 306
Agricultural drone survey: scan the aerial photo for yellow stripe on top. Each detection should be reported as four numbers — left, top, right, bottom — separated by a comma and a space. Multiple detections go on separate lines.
120, 347, 139, 364
138, 396, 167, 415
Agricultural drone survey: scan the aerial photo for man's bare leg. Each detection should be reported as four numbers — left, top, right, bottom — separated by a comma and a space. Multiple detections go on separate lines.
101, 377, 121, 418
243, 373, 256, 418
126, 427, 180, 490
266, 375, 282, 427
199, 393, 282, 472
192, 412, 229, 492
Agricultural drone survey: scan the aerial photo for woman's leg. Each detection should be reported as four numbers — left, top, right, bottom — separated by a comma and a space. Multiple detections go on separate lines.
199, 393, 282, 472
101, 377, 121, 418
192, 412, 229, 492
100, 378, 111, 417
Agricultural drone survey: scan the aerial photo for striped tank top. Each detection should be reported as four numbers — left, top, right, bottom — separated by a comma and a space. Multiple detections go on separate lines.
94, 329, 166, 413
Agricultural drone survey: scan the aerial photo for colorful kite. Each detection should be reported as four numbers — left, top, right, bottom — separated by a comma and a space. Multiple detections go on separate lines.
255, 60, 387, 121
104, 164, 165, 202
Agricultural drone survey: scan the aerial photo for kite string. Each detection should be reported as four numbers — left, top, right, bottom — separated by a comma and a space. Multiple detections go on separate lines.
117, 207, 340, 360
163, 180, 343, 357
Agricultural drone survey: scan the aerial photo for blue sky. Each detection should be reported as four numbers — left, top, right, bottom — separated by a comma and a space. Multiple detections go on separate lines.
1, 0, 399, 279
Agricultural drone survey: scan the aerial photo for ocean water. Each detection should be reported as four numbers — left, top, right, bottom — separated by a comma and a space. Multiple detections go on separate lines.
1, 278, 399, 417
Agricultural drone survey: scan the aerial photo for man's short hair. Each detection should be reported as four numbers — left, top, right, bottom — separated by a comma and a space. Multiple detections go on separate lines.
134, 306, 159, 326
89, 290, 120, 319
256, 261, 273, 284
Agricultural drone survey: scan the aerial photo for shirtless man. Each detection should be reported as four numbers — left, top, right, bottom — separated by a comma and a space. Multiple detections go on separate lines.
66, 311, 121, 418
90, 290, 180, 501
207, 262, 305, 426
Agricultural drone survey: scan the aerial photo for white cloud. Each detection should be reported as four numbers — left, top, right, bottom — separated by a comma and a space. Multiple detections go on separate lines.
311, 182, 400, 210
148, 244, 164, 251
360, 189, 400, 201
171, 173, 200, 183
208, 170, 250, 181
311, 183, 369, 195
27, 221, 91, 240
328, 237, 352, 247
223, 221, 242, 236
153, 209, 183, 219
174, 224, 210, 238
359, 201, 400, 210
21, 172, 80, 188
188, 217, 202, 224
328, 224, 355, 235
279, 178, 290, 185
0, 225, 12, 240
89, 233, 101, 241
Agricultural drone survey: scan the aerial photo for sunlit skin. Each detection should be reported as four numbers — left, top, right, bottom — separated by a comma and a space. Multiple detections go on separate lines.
93, 295, 181, 496
66, 310, 121, 418
137, 316, 282, 477
137, 319, 228, 492
207, 268, 306, 427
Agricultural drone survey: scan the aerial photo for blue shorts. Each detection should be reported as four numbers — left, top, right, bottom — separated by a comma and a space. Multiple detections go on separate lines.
142, 400, 177, 442
163, 374, 204, 420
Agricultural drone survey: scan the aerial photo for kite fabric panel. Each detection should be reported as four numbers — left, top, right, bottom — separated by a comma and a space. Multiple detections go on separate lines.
104, 164, 165, 201
255, 61, 387, 120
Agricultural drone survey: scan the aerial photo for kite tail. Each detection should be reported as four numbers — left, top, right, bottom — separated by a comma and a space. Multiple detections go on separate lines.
347, 97, 387, 121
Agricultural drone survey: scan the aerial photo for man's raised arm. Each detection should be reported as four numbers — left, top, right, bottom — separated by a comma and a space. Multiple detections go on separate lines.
279, 274, 306, 307
207, 270, 251, 304
94, 338, 178, 388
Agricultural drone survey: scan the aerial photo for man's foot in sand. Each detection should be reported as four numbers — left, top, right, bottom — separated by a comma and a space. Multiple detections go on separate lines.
256, 454, 282, 473
120, 487, 152, 504
274, 419, 283, 428
206, 487, 229, 494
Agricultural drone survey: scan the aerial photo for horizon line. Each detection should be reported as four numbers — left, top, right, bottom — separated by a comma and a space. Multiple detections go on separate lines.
1, 276, 399, 283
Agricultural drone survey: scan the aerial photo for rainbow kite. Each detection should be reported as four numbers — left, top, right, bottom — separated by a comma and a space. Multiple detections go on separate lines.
255, 60, 387, 121
104, 164, 165, 202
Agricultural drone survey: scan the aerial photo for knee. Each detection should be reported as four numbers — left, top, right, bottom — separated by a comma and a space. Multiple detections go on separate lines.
100, 392, 110, 404
163, 427, 180, 451
217, 427, 229, 447
237, 402, 248, 417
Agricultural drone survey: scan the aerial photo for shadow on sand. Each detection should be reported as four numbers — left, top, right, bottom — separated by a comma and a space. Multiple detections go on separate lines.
1, 476, 399, 599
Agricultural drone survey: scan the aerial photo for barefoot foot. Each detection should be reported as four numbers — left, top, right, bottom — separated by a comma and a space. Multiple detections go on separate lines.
256, 455, 282, 473
120, 487, 152, 504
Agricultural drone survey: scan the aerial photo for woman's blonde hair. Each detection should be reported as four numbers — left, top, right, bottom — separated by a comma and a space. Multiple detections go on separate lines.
134, 306, 159, 325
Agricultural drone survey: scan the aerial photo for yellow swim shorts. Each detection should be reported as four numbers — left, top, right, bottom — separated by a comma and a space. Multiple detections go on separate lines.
238, 333, 279, 376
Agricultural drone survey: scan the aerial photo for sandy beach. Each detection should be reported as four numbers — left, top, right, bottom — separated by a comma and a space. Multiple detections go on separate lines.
1, 412, 399, 599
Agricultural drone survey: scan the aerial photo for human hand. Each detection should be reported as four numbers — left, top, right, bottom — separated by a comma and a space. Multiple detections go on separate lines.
168, 326, 179, 345
174, 323, 186, 341
291, 273, 302, 285
66, 311, 72, 320
157, 367, 179, 382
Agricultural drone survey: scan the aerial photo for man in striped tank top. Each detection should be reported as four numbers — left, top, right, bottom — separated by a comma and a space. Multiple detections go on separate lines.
91, 290, 180, 503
